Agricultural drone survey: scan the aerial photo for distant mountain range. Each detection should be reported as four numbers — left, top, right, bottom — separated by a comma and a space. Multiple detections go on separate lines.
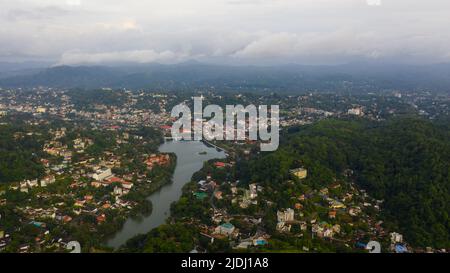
1, 62, 450, 93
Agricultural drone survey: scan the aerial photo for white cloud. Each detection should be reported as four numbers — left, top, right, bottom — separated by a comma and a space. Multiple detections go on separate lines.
1, 0, 450, 64
66, 0, 81, 7
366, 0, 382, 6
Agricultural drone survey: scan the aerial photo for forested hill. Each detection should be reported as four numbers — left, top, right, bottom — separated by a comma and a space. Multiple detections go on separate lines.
0, 124, 46, 184
242, 117, 449, 248
2, 62, 450, 93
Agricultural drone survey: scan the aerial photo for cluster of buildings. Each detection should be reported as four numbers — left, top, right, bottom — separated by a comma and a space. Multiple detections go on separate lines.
145, 154, 171, 170
311, 221, 341, 239
276, 209, 295, 232
0, 88, 173, 134
232, 183, 261, 209
0, 116, 174, 252
190, 160, 273, 251
347, 107, 365, 116
9, 175, 56, 193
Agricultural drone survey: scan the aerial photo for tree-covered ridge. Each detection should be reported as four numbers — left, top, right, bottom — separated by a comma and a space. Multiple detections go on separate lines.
0, 124, 46, 184
243, 117, 449, 248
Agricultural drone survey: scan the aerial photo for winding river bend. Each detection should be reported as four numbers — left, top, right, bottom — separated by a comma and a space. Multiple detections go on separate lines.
106, 141, 226, 249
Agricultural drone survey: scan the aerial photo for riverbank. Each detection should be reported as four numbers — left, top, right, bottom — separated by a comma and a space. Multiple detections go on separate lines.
105, 141, 226, 249
117, 153, 232, 252
101, 154, 177, 235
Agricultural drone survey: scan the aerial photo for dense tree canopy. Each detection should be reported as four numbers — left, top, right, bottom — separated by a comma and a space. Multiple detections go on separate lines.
241, 117, 449, 248
0, 124, 45, 183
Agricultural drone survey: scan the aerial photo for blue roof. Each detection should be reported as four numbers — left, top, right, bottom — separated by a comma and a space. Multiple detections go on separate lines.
395, 244, 408, 253
30, 221, 45, 227
221, 223, 234, 229
255, 240, 268, 246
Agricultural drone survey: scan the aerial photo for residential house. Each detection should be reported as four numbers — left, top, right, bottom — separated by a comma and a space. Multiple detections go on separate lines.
215, 223, 235, 236
277, 208, 295, 222
96, 214, 106, 224
214, 191, 223, 200
290, 168, 308, 179
40, 175, 56, 187
276, 208, 295, 233
214, 162, 226, 168
390, 232, 403, 244
329, 210, 337, 219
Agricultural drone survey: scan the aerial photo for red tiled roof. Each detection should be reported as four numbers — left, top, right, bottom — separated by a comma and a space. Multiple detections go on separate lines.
107, 177, 123, 183
214, 162, 226, 167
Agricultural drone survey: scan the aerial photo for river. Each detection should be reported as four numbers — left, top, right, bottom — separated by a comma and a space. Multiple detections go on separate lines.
106, 141, 226, 249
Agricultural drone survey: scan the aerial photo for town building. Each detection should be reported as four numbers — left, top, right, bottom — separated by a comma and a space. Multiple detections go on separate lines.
92, 167, 113, 181
290, 168, 308, 179
215, 223, 235, 236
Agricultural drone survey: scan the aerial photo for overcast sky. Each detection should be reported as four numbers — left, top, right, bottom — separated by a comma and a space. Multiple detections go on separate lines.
1, 0, 450, 65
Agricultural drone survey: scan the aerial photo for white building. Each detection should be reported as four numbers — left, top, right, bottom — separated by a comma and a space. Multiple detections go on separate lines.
40, 176, 56, 187
276, 222, 291, 233
277, 208, 295, 222
114, 186, 123, 196
390, 232, 403, 244
348, 107, 364, 116
276, 208, 295, 232
249, 183, 258, 199
27, 179, 39, 188
93, 168, 112, 181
